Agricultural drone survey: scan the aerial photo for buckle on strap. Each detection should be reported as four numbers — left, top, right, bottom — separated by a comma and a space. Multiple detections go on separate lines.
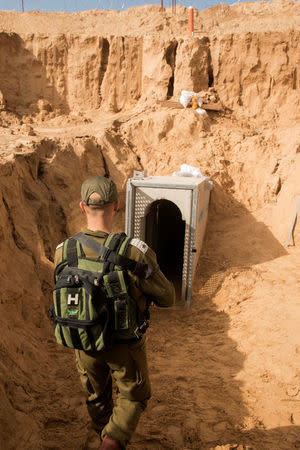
134, 320, 149, 338
47, 307, 55, 321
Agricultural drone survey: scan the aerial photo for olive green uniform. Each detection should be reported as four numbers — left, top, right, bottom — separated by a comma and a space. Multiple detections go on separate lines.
54, 228, 175, 448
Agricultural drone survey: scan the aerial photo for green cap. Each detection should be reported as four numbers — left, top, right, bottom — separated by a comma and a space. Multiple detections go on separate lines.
81, 176, 118, 206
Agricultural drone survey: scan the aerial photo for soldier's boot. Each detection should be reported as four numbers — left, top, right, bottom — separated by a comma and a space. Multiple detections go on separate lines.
100, 435, 122, 450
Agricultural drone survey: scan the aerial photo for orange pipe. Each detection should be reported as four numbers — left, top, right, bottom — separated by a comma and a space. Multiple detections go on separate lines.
189, 7, 194, 36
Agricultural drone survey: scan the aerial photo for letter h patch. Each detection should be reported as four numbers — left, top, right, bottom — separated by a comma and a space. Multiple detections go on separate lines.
67, 293, 79, 306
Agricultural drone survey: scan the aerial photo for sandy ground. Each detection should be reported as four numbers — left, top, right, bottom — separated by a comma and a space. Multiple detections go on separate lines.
0, 1, 299, 449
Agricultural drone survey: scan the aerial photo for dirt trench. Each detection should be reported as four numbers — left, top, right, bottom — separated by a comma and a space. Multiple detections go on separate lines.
0, 5, 299, 449
0, 110, 299, 449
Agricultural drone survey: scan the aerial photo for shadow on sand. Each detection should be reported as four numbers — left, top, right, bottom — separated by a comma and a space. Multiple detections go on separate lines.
128, 183, 297, 450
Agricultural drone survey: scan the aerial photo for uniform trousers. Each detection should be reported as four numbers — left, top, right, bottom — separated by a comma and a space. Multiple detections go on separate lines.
75, 337, 151, 448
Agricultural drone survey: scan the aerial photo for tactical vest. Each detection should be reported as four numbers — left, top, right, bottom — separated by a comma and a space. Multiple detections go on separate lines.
50, 232, 152, 352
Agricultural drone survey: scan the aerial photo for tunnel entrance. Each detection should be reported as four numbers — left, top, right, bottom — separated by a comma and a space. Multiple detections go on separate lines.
145, 199, 185, 300
126, 174, 211, 305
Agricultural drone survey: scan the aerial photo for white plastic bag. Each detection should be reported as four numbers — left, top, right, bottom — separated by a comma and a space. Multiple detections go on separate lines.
180, 90, 203, 108
172, 164, 204, 178
180, 91, 194, 108
181, 164, 203, 177
195, 107, 207, 115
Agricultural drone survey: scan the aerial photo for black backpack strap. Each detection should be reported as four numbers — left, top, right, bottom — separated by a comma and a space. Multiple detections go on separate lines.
108, 233, 123, 252
72, 233, 153, 279
108, 233, 128, 272
115, 232, 128, 253
110, 253, 153, 279
101, 233, 113, 275
66, 238, 79, 267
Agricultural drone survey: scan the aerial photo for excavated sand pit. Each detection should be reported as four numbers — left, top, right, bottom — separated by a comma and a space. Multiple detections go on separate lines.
0, 2, 299, 449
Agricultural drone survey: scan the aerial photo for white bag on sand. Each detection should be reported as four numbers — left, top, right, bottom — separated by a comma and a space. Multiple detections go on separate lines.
172, 164, 204, 178
195, 107, 207, 115
180, 90, 203, 108
180, 91, 194, 108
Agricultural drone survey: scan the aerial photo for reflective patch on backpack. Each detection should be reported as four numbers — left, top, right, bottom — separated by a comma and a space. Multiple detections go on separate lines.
130, 238, 149, 254
56, 242, 64, 250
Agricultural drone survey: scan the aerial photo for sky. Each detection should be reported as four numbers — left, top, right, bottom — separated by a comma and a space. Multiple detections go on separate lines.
0, 0, 258, 13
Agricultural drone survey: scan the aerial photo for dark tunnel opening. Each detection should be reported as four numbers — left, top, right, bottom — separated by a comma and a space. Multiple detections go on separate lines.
165, 40, 178, 99
145, 199, 185, 301
207, 47, 214, 87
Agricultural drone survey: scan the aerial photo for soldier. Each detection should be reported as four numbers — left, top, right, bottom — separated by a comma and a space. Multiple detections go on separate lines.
53, 176, 175, 450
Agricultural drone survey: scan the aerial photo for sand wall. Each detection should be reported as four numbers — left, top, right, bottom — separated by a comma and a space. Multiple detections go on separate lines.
0, 138, 103, 447
0, 30, 299, 121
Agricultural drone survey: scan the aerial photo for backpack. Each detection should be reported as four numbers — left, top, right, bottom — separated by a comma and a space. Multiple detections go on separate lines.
49, 232, 152, 352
